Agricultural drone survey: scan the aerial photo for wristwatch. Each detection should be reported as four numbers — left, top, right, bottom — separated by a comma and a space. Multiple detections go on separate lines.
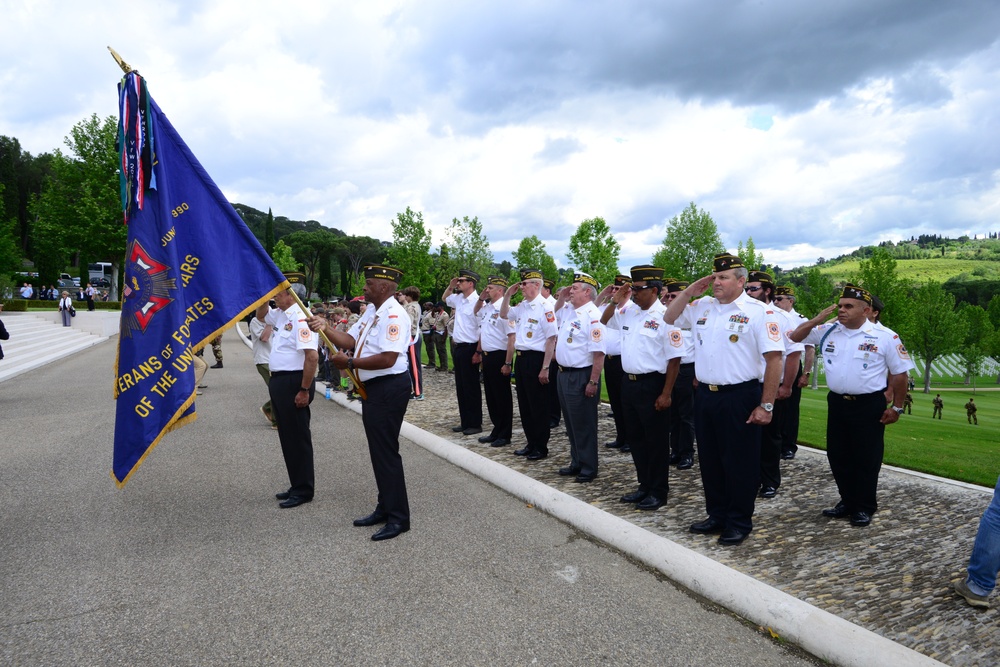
347, 358, 355, 371
892, 406, 905, 415
760, 402, 774, 413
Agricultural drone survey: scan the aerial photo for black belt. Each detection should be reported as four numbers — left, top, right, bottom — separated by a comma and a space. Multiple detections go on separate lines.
701, 379, 757, 392
831, 389, 885, 401
606, 354, 619, 359
558, 365, 592, 373
625, 371, 664, 381
455, 341, 477, 347
270, 370, 302, 377
516, 350, 544, 356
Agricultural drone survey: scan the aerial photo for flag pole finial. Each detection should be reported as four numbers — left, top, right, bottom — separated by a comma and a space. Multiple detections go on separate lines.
107, 46, 134, 74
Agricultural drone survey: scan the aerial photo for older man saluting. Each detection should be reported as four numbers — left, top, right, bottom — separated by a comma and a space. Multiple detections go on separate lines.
789, 284, 914, 528
664, 253, 784, 545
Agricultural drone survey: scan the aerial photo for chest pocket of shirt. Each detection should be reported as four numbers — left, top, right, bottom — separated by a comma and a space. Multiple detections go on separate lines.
638, 321, 659, 338
853, 347, 874, 362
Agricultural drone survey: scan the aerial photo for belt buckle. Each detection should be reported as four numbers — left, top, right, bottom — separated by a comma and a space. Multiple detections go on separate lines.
627, 374, 637, 381
844, 394, 856, 401
708, 384, 719, 392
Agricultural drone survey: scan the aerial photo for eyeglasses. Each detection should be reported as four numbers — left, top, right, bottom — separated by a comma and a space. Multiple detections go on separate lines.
456, 277, 471, 283
631, 285, 654, 292
663, 293, 679, 299
745, 286, 763, 293
774, 296, 787, 302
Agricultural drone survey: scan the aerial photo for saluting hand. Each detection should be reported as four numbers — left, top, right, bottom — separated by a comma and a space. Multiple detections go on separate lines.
689, 274, 713, 295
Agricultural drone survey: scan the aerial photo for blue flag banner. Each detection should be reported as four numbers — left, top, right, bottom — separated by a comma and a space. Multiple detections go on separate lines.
113, 71, 288, 487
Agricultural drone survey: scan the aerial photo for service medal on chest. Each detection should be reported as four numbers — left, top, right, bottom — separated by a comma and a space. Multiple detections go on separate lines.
729, 334, 739, 343
526, 331, 533, 339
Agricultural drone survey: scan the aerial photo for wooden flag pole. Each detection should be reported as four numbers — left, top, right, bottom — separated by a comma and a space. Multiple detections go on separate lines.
288, 289, 367, 400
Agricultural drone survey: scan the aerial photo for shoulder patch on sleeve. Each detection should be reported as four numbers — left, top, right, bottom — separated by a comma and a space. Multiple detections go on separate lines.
767, 321, 780, 341
545, 310, 555, 322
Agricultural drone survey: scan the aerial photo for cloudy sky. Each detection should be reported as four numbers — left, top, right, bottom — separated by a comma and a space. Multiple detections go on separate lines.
3, 0, 1000, 270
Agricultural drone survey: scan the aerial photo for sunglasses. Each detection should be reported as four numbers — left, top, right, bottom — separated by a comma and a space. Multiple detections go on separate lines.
663, 293, 679, 299
631, 285, 654, 292
774, 296, 787, 302
456, 277, 472, 283
745, 286, 763, 293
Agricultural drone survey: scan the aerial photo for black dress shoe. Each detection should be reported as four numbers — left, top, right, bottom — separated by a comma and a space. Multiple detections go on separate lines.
718, 528, 750, 545
353, 511, 388, 527
489, 438, 510, 447
526, 451, 548, 460
278, 495, 312, 509
759, 486, 777, 499
575, 474, 596, 483
822, 502, 849, 518
669, 454, 681, 465
620, 444, 631, 453
478, 434, 497, 443
558, 466, 581, 476
452, 425, 466, 432
850, 511, 872, 527
372, 522, 410, 541
689, 517, 725, 534
462, 427, 483, 436
620, 490, 648, 503
605, 440, 622, 449
636, 495, 666, 511
275, 490, 291, 500
514, 447, 531, 456
781, 450, 796, 460
677, 456, 694, 470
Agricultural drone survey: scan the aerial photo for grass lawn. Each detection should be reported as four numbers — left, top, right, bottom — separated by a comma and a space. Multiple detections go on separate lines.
796, 388, 1000, 487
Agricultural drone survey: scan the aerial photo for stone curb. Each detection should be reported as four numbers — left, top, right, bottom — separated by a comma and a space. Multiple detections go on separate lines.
326, 389, 946, 667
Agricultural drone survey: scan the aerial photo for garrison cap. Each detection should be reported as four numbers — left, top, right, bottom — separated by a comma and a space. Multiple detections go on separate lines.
747, 270, 774, 286
775, 285, 795, 296
630, 265, 664, 282
487, 275, 509, 288
665, 280, 689, 293
519, 268, 543, 281
364, 264, 403, 284
458, 269, 480, 283
573, 272, 599, 289
840, 283, 873, 305
542, 278, 556, 291
713, 253, 744, 272
613, 274, 632, 287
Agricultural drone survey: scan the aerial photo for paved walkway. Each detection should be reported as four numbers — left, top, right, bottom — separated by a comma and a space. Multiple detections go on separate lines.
0, 338, 821, 667
390, 365, 998, 667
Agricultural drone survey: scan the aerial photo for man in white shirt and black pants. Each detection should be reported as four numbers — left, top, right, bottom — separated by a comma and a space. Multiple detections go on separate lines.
446, 269, 483, 436
258, 281, 319, 509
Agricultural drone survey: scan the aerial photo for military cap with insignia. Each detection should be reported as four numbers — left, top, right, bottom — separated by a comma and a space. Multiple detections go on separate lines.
519, 268, 543, 281
840, 283, 872, 304
364, 264, 404, 284
487, 275, 509, 288
542, 278, 555, 291
747, 269, 774, 286
613, 274, 632, 287
573, 272, 599, 289
458, 268, 480, 283
665, 279, 689, 293
713, 252, 744, 272
630, 265, 665, 282
775, 285, 795, 296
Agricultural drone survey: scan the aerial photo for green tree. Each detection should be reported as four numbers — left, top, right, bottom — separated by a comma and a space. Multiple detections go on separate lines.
0, 185, 22, 278
651, 202, 725, 281
957, 304, 994, 386
271, 239, 299, 272
333, 235, 384, 298
512, 235, 558, 283
736, 237, 766, 271
30, 115, 125, 294
445, 216, 494, 279
566, 216, 621, 288
283, 228, 341, 296
385, 206, 434, 296
908, 281, 967, 393
794, 267, 838, 318
852, 246, 913, 340
265, 208, 275, 256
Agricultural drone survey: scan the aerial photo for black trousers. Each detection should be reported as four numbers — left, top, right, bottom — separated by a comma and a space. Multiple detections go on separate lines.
514, 350, 550, 455
760, 393, 787, 490
782, 365, 804, 455
361, 372, 412, 524
547, 363, 562, 426
669, 363, 695, 458
826, 391, 886, 515
452, 342, 482, 429
621, 372, 670, 499
694, 381, 762, 533
604, 355, 626, 445
482, 349, 513, 440
269, 371, 315, 498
